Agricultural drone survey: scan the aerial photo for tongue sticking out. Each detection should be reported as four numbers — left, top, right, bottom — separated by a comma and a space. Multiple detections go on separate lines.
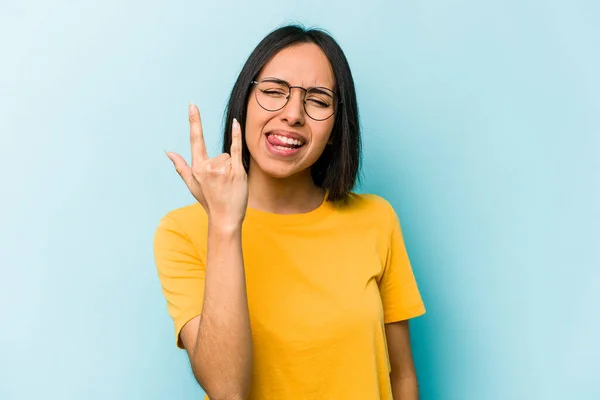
267, 134, 304, 148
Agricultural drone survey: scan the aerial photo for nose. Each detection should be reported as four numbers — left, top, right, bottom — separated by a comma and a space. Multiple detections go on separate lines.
279, 87, 306, 126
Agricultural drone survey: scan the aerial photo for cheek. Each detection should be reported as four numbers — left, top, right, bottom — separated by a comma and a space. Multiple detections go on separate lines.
312, 119, 335, 146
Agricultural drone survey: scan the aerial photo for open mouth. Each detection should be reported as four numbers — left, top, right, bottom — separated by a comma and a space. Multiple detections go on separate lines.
265, 133, 306, 153
267, 133, 305, 148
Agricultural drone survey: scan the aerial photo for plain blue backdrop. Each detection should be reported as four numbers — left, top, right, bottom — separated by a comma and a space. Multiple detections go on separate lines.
1, 1, 598, 399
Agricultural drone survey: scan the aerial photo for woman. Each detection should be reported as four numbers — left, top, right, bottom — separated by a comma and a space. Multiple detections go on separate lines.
155, 24, 426, 400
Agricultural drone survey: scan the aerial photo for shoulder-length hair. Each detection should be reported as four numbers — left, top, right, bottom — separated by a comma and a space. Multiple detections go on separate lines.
222, 24, 361, 202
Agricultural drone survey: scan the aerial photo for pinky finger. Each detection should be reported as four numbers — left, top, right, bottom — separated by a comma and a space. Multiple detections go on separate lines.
230, 118, 243, 171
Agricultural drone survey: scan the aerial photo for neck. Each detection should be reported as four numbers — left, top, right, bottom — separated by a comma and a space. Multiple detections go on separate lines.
247, 164, 325, 215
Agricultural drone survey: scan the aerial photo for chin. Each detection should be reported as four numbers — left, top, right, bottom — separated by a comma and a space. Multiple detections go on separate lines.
251, 158, 309, 180
262, 164, 302, 179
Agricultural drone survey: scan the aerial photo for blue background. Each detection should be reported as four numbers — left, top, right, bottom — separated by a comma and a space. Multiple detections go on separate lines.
1, 1, 598, 399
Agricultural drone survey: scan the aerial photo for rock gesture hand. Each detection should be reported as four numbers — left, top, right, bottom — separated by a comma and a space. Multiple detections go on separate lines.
166, 103, 248, 229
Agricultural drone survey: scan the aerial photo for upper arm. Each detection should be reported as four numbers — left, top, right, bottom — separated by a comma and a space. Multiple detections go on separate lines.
154, 215, 206, 349
385, 320, 416, 378
379, 202, 426, 323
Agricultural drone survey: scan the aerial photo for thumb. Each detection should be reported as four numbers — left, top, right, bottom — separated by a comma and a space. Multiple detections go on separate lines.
166, 151, 196, 189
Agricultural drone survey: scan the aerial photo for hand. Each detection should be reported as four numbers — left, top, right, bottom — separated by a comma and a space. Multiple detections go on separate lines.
166, 103, 248, 228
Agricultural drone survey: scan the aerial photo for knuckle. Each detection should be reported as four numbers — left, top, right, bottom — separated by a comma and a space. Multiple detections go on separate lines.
215, 166, 227, 175
205, 163, 218, 175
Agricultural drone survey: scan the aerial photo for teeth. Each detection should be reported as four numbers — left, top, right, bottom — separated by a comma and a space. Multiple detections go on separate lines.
274, 145, 297, 151
273, 134, 304, 146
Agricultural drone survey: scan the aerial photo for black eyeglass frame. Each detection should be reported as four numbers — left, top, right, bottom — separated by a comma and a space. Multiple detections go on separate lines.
250, 78, 342, 121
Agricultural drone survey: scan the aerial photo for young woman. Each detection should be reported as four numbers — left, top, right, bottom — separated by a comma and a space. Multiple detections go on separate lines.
155, 24, 426, 400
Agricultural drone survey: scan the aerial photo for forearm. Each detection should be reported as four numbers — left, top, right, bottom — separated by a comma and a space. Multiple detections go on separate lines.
193, 223, 253, 399
391, 373, 419, 400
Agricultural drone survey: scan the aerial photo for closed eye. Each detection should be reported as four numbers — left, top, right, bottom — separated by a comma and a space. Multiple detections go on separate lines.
262, 89, 287, 96
306, 99, 330, 108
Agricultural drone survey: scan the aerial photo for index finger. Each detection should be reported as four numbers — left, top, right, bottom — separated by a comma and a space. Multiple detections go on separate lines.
230, 118, 243, 171
189, 102, 208, 165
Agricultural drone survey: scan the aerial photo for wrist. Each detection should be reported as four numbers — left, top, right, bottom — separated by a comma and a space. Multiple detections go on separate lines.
208, 218, 243, 235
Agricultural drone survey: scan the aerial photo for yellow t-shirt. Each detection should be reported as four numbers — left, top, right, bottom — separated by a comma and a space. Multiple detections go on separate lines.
154, 193, 425, 400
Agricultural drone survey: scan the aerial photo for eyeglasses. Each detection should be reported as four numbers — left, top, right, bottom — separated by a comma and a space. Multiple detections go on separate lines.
250, 77, 340, 121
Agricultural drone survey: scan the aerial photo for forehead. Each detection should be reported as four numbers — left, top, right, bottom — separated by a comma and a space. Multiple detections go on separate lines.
258, 43, 335, 89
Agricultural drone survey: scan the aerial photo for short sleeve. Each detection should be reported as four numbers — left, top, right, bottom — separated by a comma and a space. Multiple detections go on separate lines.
153, 215, 205, 348
379, 204, 426, 323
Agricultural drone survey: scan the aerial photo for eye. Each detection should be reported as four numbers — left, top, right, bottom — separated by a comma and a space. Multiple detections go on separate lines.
306, 98, 330, 108
306, 89, 333, 108
262, 89, 287, 97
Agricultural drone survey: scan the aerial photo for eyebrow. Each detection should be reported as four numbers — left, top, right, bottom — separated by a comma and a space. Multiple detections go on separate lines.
308, 87, 334, 98
261, 76, 335, 96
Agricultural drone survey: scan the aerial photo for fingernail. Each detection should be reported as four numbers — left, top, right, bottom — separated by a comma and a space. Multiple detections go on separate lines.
189, 102, 195, 115
233, 118, 240, 130
164, 150, 172, 160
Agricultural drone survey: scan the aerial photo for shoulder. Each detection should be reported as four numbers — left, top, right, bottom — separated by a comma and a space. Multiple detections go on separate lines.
332, 192, 398, 231
337, 192, 396, 218
154, 202, 208, 244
